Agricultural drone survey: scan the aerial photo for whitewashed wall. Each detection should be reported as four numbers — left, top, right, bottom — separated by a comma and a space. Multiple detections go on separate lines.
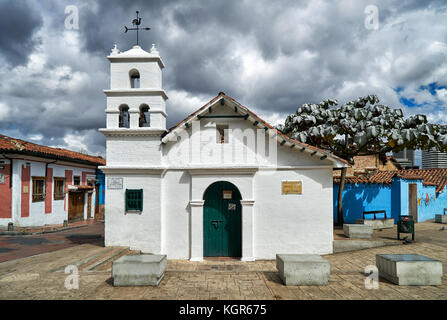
253, 168, 334, 258
106, 135, 162, 166
104, 173, 162, 253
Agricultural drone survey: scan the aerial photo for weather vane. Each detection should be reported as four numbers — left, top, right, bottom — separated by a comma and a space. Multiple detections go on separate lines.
124, 11, 151, 46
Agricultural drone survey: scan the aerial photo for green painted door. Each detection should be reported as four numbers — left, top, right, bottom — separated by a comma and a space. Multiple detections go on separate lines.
203, 181, 242, 257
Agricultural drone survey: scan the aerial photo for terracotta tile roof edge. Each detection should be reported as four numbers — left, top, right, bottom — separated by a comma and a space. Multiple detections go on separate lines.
0, 134, 106, 166
334, 168, 447, 193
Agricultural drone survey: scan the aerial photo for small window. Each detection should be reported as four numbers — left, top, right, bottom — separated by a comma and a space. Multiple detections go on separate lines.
73, 176, 81, 185
126, 189, 143, 211
54, 178, 65, 200
119, 105, 130, 128
130, 69, 140, 88
139, 104, 150, 127
216, 124, 229, 144
32, 177, 45, 202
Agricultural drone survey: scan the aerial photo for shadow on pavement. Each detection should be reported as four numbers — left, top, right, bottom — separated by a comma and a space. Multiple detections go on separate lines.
65, 234, 104, 246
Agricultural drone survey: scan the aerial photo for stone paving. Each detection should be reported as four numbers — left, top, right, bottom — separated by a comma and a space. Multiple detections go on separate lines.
0, 221, 446, 300
0, 219, 99, 235
0, 222, 104, 263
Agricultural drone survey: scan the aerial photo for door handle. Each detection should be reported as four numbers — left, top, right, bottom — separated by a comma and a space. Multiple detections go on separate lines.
211, 220, 223, 229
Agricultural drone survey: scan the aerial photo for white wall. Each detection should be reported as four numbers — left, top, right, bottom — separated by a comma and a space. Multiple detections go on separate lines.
106, 167, 334, 259
162, 170, 191, 258
110, 60, 162, 89
106, 135, 162, 166
253, 168, 334, 258
104, 173, 162, 253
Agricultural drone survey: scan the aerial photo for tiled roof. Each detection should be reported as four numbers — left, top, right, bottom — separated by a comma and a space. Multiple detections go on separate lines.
163, 92, 350, 166
0, 134, 106, 166
334, 168, 447, 193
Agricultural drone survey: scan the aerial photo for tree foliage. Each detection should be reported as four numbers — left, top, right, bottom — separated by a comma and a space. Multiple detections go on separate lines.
277, 95, 447, 162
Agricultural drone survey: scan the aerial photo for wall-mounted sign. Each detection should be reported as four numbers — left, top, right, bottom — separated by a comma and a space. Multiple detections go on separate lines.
228, 203, 236, 211
23, 186, 29, 194
282, 181, 302, 195
223, 190, 232, 199
107, 177, 123, 189
0, 173, 5, 184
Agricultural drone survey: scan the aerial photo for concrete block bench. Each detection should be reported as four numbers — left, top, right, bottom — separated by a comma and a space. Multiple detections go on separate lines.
276, 254, 330, 286
355, 219, 394, 230
343, 224, 373, 239
435, 214, 447, 224
376, 254, 443, 286
112, 254, 167, 286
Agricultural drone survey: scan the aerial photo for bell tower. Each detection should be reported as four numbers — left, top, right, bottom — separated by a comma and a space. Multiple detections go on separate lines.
100, 13, 166, 256
99, 43, 168, 167
104, 43, 167, 130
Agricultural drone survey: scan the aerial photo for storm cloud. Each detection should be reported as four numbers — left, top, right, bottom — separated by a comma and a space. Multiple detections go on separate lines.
0, 1, 43, 66
0, 0, 446, 157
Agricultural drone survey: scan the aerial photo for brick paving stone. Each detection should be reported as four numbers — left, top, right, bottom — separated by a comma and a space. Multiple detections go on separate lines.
1, 221, 447, 299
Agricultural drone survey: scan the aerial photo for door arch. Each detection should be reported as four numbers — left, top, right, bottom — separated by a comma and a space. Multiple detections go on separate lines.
203, 181, 242, 257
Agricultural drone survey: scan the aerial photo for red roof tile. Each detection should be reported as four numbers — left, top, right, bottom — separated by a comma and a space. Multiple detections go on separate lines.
0, 134, 106, 166
334, 168, 447, 193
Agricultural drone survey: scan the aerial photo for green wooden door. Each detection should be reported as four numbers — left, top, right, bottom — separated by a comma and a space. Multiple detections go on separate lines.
203, 181, 242, 257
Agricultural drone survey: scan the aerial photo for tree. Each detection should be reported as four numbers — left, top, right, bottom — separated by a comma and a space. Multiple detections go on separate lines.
277, 95, 447, 226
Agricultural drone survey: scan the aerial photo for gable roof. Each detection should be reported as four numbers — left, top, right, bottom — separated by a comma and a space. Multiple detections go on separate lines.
0, 134, 106, 167
161, 92, 349, 167
334, 168, 447, 193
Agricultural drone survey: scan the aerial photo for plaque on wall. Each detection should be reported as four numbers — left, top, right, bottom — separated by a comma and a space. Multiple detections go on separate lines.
228, 203, 236, 211
282, 181, 303, 195
107, 177, 123, 189
223, 190, 232, 199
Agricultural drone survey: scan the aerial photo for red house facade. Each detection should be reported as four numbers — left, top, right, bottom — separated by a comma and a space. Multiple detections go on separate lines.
0, 134, 106, 227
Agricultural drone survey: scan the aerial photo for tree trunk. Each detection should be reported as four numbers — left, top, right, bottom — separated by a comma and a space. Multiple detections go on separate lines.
337, 167, 347, 226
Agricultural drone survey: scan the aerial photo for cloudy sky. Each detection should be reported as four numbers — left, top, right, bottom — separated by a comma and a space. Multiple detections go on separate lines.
0, 0, 446, 161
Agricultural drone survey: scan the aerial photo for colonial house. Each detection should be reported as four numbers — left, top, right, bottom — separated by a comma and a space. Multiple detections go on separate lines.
99, 44, 348, 261
334, 168, 447, 223
0, 134, 106, 227
333, 154, 402, 178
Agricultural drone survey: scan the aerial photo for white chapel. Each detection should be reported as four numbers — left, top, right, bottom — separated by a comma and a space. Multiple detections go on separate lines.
99, 43, 348, 261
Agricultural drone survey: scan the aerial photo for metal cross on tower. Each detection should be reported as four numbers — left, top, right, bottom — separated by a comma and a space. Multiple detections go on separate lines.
124, 11, 151, 46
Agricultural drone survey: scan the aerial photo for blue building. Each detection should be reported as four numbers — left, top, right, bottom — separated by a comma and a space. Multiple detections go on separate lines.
334, 169, 447, 223
95, 169, 105, 220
